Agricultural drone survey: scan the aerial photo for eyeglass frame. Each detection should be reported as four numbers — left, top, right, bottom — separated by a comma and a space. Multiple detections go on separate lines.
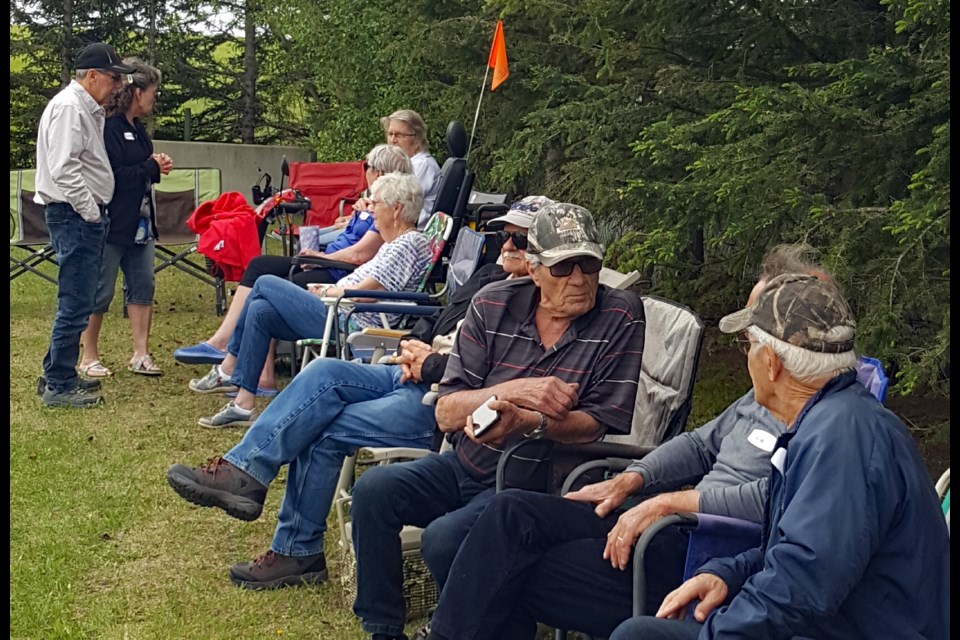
735, 331, 757, 355
493, 229, 529, 250
99, 70, 133, 86
386, 130, 416, 140
537, 255, 603, 278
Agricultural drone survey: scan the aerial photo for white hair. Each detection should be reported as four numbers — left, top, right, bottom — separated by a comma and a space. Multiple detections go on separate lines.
525, 252, 542, 269
370, 172, 423, 225
366, 144, 413, 174
75, 69, 91, 80
747, 325, 857, 384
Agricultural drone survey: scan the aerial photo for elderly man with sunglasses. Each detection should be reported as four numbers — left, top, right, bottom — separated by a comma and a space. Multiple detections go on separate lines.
418, 245, 836, 640
349, 203, 646, 640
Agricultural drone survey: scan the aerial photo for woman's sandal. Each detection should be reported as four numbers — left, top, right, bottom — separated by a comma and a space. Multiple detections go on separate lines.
129, 354, 162, 377
79, 360, 114, 378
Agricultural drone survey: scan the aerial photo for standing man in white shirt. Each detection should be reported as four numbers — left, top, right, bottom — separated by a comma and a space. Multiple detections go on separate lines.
35, 42, 135, 408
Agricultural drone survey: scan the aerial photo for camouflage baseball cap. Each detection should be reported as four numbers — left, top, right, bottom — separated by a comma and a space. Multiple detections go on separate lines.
719, 273, 856, 353
527, 203, 604, 267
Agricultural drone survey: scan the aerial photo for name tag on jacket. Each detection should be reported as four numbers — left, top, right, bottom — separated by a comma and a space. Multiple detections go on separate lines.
124, 132, 136, 140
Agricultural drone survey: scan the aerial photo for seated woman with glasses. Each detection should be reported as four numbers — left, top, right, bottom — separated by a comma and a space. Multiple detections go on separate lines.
173, 145, 412, 391
380, 109, 441, 229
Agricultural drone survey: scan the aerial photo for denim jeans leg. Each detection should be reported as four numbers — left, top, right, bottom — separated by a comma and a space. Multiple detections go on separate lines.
245, 363, 435, 557
351, 451, 482, 637
228, 274, 332, 393
420, 485, 497, 590
42, 205, 106, 391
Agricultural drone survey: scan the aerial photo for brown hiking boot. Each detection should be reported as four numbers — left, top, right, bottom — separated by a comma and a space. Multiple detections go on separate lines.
229, 550, 328, 590
166, 457, 267, 521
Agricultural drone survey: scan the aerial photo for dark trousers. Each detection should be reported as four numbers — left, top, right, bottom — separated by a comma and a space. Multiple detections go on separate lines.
350, 451, 497, 637
42, 203, 106, 392
238, 254, 335, 289
429, 489, 688, 640
609, 617, 702, 640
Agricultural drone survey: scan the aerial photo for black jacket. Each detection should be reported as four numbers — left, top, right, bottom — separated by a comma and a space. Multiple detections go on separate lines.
103, 113, 161, 245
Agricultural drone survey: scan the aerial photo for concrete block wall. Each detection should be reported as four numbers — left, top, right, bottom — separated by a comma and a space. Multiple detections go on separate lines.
152, 140, 316, 204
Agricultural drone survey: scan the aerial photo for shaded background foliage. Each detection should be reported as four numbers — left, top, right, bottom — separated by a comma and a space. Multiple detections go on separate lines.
10, 0, 949, 396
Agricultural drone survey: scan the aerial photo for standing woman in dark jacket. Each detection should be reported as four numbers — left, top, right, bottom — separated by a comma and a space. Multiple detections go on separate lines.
79, 57, 172, 378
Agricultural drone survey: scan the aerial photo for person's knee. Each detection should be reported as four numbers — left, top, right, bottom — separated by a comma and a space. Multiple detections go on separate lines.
609, 617, 647, 640
420, 519, 463, 581
351, 465, 397, 518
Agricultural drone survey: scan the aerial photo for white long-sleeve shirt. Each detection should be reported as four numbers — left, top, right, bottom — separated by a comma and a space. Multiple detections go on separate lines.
34, 80, 114, 222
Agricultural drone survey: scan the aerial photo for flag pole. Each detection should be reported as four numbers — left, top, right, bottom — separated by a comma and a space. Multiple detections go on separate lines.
467, 65, 490, 160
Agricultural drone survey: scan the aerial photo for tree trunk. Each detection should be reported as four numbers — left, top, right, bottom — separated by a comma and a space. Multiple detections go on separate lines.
60, 0, 73, 88
241, 0, 258, 144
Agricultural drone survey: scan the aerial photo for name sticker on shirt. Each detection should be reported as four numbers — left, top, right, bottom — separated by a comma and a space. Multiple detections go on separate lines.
747, 428, 777, 452
124, 132, 136, 140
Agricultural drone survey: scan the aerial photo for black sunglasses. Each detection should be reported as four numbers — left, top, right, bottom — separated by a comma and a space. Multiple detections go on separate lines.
547, 256, 603, 278
494, 230, 528, 250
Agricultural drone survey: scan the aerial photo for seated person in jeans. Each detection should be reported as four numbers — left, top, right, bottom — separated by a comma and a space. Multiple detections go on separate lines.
609, 274, 949, 640
421, 245, 826, 640
165, 196, 551, 589
186, 172, 432, 428
348, 203, 646, 640
172, 143, 412, 385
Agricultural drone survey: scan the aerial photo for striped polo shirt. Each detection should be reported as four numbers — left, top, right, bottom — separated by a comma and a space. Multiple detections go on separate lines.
438, 277, 645, 485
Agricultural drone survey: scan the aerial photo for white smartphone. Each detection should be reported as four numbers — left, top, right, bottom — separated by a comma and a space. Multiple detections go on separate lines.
470, 395, 500, 437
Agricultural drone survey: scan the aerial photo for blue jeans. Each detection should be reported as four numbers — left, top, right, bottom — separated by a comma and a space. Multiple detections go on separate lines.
350, 451, 497, 636
42, 203, 106, 392
609, 617, 702, 640
222, 359, 435, 556
428, 489, 688, 640
93, 239, 156, 312
227, 274, 334, 394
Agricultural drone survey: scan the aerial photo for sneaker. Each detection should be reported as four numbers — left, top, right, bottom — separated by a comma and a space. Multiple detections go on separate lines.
197, 401, 259, 428
41, 385, 104, 408
189, 365, 238, 394
166, 456, 267, 521
229, 550, 328, 590
36, 375, 101, 397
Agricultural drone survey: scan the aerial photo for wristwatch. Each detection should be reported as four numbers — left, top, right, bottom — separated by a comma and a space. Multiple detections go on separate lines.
524, 410, 549, 439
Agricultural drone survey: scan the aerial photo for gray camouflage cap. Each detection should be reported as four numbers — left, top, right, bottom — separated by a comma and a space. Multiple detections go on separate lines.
719, 273, 856, 353
527, 203, 604, 267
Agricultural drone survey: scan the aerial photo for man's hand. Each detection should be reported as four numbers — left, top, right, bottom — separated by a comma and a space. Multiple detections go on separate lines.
395, 339, 435, 384
656, 573, 728, 622
602, 496, 671, 570
565, 472, 643, 518
496, 376, 579, 422
464, 398, 538, 447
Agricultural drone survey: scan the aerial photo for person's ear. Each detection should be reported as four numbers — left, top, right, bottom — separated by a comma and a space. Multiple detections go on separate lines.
527, 262, 542, 287
761, 345, 782, 382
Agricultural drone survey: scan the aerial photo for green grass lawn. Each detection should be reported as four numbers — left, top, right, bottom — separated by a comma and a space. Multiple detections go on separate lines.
10, 253, 948, 639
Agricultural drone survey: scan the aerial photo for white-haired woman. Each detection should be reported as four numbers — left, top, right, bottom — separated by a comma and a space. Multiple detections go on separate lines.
173, 143, 412, 383
381, 109, 441, 229
78, 57, 172, 378
190, 172, 434, 428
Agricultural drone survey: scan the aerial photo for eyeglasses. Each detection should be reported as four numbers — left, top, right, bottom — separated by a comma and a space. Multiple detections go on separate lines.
735, 332, 755, 355
101, 70, 121, 84
386, 130, 415, 140
545, 256, 603, 278
362, 161, 379, 173
494, 230, 528, 250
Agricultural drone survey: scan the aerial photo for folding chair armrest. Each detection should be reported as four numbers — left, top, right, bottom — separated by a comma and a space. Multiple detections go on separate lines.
559, 457, 640, 496
358, 446, 433, 463
341, 289, 433, 304
632, 513, 699, 616
290, 255, 358, 272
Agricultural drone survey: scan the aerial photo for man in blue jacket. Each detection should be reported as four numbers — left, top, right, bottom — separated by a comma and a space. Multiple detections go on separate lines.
611, 273, 949, 640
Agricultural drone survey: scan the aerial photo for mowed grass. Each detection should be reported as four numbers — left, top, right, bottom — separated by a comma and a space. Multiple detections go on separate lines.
10, 260, 367, 639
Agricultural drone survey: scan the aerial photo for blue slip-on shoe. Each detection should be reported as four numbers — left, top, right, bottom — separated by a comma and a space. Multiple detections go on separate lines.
174, 342, 227, 365
226, 387, 280, 398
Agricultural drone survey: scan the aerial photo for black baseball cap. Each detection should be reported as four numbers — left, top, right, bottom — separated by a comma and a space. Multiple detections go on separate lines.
75, 43, 135, 74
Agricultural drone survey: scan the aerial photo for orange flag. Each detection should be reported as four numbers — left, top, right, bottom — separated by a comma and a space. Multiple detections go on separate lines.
487, 20, 509, 91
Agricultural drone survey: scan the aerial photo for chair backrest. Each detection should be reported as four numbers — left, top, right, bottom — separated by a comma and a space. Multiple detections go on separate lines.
605, 295, 704, 448
446, 226, 486, 296
415, 211, 453, 292
856, 355, 890, 404
154, 168, 222, 244
10, 169, 49, 244
430, 122, 469, 222
599, 267, 641, 290
288, 160, 367, 228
